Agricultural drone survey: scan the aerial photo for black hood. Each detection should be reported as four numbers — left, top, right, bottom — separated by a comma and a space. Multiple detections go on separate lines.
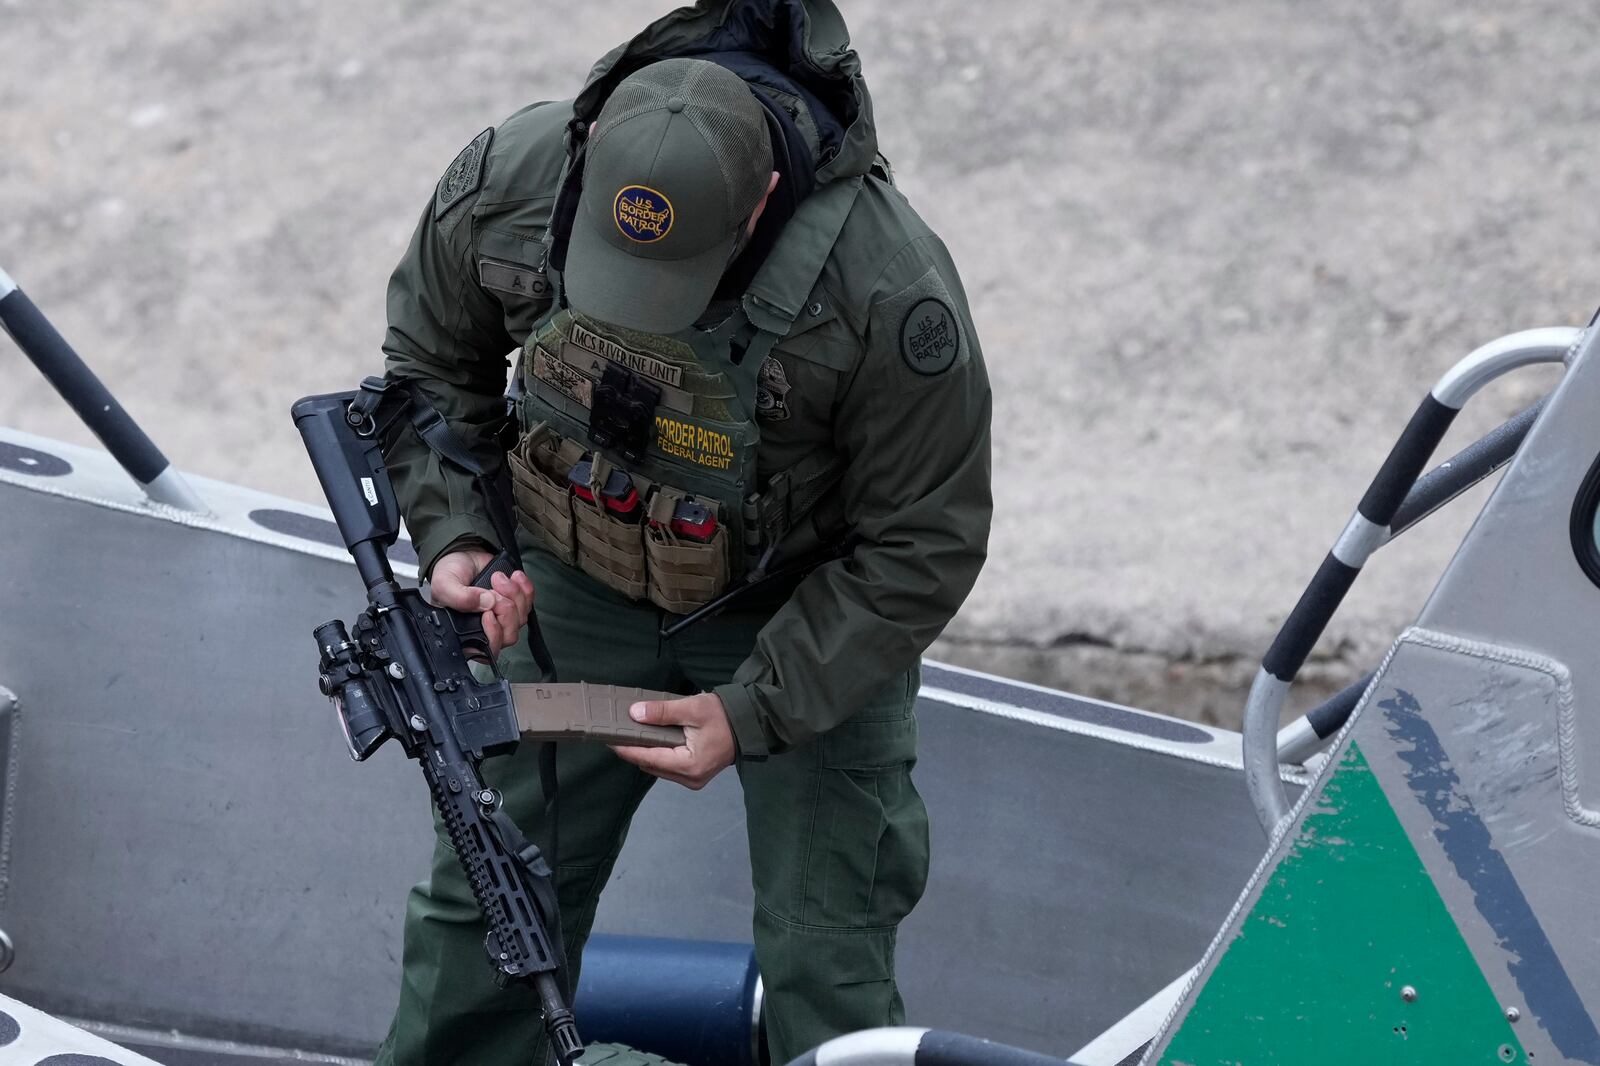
574, 0, 877, 185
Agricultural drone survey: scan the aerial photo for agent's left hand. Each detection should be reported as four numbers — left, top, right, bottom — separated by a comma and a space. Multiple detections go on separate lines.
611, 693, 736, 790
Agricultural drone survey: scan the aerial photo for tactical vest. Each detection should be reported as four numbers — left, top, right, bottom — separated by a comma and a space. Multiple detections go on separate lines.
507, 173, 861, 615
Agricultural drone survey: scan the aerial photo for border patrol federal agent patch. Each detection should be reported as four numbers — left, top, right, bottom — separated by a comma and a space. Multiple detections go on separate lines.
900, 298, 960, 375
614, 185, 673, 243
435, 128, 493, 219
756, 355, 791, 421
655, 412, 736, 472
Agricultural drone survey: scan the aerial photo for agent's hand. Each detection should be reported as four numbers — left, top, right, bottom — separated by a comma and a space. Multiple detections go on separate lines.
429, 548, 535, 656
611, 693, 737, 790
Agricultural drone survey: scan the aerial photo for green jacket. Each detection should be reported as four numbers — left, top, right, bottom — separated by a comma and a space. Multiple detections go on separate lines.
380, 0, 992, 757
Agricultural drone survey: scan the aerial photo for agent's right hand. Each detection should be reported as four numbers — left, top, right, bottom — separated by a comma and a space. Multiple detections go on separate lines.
429, 548, 535, 656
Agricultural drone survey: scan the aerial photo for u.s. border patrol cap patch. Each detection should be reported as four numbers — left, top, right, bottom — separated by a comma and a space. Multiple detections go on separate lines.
900, 298, 961, 375
435, 127, 493, 219
613, 185, 673, 243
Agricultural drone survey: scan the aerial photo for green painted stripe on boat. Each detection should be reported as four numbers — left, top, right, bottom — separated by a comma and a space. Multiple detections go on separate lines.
1161, 742, 1526, 1065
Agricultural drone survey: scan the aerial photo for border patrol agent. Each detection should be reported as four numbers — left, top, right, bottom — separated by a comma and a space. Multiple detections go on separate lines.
373, 3, 991, 1063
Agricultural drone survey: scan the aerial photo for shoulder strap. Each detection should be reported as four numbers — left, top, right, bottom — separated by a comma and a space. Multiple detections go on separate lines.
366, 378, 564, 687
543, 118, 591, 280
722, 179, 863, 565
739, 175, 863, 358
356, 374, 524, 573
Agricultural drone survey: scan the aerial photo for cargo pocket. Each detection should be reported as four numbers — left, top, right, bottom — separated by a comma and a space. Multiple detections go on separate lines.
571, 454, 649, 600
508, 422, 581, 565
643, 487, 731, 614
810, 671, 928, 930
819, 670, 920, 772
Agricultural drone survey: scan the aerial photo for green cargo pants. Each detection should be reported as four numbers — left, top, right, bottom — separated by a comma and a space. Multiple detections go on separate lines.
373, 547, 930, 1066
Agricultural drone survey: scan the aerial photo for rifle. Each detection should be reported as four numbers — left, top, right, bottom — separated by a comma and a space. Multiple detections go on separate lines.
292, 390, 584, 1065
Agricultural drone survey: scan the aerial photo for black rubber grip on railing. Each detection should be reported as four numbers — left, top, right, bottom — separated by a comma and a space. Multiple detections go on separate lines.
1390, 399, 1543, 535
1287, 405, 1544, 742
1306, 670, 1377, 739
0, 285, 169, 485
1261, 394, 1457, 684
1356, 395, 1458, 524
1262, 553, 1361, 682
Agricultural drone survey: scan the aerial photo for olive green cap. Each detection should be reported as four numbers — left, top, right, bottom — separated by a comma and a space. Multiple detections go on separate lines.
565, 59, 774, 334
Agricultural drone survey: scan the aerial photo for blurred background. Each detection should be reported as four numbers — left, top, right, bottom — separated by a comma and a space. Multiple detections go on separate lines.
3, 0, 1594, 725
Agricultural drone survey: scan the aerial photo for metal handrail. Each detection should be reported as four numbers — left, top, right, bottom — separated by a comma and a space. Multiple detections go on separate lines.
0, 265, 207, 512
785, 1027, 1075, 1066
1273, 394, 1549, 765
1241, 327, 1584, 836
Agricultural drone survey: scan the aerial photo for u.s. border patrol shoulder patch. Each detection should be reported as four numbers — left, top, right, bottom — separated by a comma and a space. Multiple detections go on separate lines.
900, 297, 961, 375
435, 127, 493, 219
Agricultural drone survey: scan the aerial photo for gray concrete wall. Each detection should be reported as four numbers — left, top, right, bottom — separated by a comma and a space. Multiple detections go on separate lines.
3, 1, 1593, 724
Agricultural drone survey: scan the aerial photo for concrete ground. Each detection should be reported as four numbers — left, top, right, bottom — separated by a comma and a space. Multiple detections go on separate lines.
3, 1, 1595, 725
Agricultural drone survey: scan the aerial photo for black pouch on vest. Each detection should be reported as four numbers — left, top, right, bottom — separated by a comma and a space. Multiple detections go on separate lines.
588, 364, 661, 463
